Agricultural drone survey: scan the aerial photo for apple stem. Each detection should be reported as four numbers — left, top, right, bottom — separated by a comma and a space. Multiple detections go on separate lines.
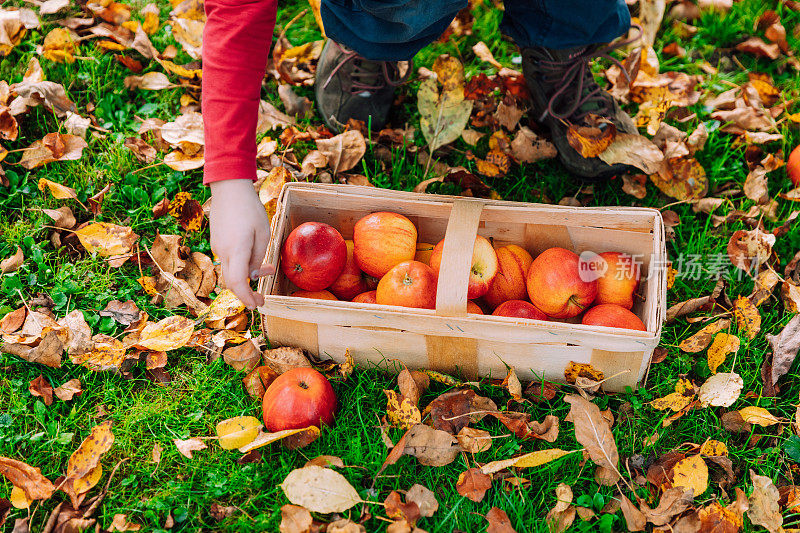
299, 381, 309, 390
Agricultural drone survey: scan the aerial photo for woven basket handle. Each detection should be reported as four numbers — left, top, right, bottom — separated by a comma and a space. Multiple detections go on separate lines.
434, 198, 484, 317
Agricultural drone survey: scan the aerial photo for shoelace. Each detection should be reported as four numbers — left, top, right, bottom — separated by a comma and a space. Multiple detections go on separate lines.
322, 41, 412, 94
538, 25, 643, 123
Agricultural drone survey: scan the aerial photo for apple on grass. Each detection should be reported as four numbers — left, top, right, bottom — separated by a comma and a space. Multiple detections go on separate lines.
376, 260, 437, 309
262, 367, 337, 432
526, 247, 597, 319
353, 212, 417, 278
281, 222, 346, 291
789, 144, 800, 188
483, 244, 533, 310
291, 290, 338, 300
352, 290, 377, 304
582, 304, 646, 331
430, 235, 499, 300
329, 240, 378, 300
492, 300, 548, 320
590, 252, 640, 309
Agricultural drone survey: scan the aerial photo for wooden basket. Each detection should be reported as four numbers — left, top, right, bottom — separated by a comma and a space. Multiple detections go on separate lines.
258, 183, 667, 392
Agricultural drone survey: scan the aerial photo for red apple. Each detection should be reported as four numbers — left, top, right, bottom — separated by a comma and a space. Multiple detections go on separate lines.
352, 290, 377, 304
483, 244, 534, 310
376, 260, 437, 309
354, 212, 417, 278
467, 300, 484, 314
415, 242, 435, 265
492, 300, 548, 320
582, 304, 646, 331
429, 235, 499, 300
281, 222, 346, 291
526, 247, 597, 319
590, 252, 641, 310
789, 144, 800, 188
291, 290, 338, 300
262, 367, 337, 432
329, 240, 377, 300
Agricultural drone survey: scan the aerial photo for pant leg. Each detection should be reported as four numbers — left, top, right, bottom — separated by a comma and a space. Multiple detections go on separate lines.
501, 0, 631, 50
321, 0, 467, 61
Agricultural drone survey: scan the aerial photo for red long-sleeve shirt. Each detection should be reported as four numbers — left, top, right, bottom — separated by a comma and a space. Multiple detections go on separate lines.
202, 0, 278, 184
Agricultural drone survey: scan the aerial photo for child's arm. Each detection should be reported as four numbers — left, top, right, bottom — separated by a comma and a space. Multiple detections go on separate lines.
203, 0, 278, 309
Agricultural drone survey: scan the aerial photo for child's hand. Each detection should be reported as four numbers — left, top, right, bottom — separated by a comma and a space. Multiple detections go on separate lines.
209, 179, 273, 310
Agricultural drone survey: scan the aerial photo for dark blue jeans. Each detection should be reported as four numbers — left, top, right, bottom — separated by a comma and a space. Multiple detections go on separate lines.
320, 0, 631, 61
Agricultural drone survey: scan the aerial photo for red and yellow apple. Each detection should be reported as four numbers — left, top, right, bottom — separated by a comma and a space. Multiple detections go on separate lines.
352, 290, 377, 304
467, 300, 484, 314
430, 235, 499, 300
483, 244, 533, 310
376, 260, 437, 309
329, 240, 378, 300
492, 300, 548, 320
281, 222, 346, 291
526, 247, 597, 319
291, 290, 339, 300
414, 242, 435, 265
582, 304, 646, 331
353, 212, 417, 278
590, 252, 640, 310
262, 367, 337, 432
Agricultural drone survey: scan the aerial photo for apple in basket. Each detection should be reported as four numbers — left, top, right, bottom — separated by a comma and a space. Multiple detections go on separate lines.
262, 367, 337, 432
430, 235, 499, 300
281, 222, 346, 291
492, 300, 548, 320
526, 247, 597, 319
588, 252, 640, 310
291, 290, 338, 300
483, 244, 533, 310
353, 212, 417, 278
329, 240, 379, 300
352, 290, 377, 304
376, 260, 438, 309
582, 304, 646, 331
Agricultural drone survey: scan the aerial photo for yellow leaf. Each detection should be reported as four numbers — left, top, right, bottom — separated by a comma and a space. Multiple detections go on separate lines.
385, 390, 422, 430
564, 361, 605, 384
733, 296, 761, 340
205, 289, 246, 324
650, 377, 695, 411
670, 454, 708, 497
41, 28, 78, 63
70, 334, 126, 371
135, 316, 194, 351
699, 440, 728, 457
707, 333, 740, 374
216, 416, 262, 450
240, 426, 321, 453
65, 421, 114, 482
480, 448, 575, 474
10, 485, 32, 509
738, 406, 781, 427
38, 177, 77, 199
74, 222, 139, 257
679, 319, 731, 353
71, 464, 102, 497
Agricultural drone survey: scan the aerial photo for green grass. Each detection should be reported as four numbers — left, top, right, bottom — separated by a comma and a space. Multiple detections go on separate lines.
2, 0, 800, 531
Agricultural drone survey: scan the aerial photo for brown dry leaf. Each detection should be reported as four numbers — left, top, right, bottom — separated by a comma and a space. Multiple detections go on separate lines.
263, 346, 311, 374
124, 137, 156, 163
728, 229, 775, 272
697, 372, 743, 408
206, 289, 245, 324
564, 394, 619, 485
733, 296, 761, 340
278, 84, 312, 118
2, 330, 64, 368
620, 494, 646, 531
279, 504, 312, 533
736, 37, 781, 59
502, 367, 522, 400
10, 79, 76, 117
135, 316, 194, 351
456, 427, 492, 454
707, 333, 740, 374
679, 319, 731, 353
75, 223, 138, 258
315, 130, 366, 174
546, 483, 576, 533
149, 233, 185, 274
41, 206, 76, 230
385, 390, 422, 430
124, 72, 174, 90
509, 126, 556, 163
20, 133, 87, 169
303, 455, 344, 469
173, 437, 207, 459
768, 315, 800, 386
0, 107, 18, 141
37, 177, 77, 200
640, 487, 694, 526
163, 147, 204, 171
62, 420, 114, 507
456, 468, 492, 502
241, 365, 277, 400
428, 389, 496, 434
697, 490, 747, 532
486, 507, 516, 533
222, 339, 261, 372
280, 466, 360, 514
0, 246, 23, 274
651, 157, 708, 201
0, 457, 55, 501
53, 378, 82, 402
748, 470, 782, 533
384, 490, 420, 526
403, 423, 461, 467
398, 368, 428, 406
70, 334, 125, 372
100, 300, 144, 326
110, 514, 141, 532
598, 133, 664, 174
167, 191, 204, 232
240, 426, 320, 452
564, 361, 604, 384
28, 374, 53, 406
566, 121, 616, 158
406, 484, 437, 518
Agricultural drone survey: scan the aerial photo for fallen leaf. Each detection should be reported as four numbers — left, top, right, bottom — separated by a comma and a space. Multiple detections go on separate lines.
697, 372, 743, 408
0, 246, 23, 274
738, 406, 781, 427
733, 296, 761, 340
403, 423, 461, 467
173, 437, 206, 459
74, 223, 138, 257
28, 375, 53, 405
99, 300, 144, 326
486, 507, 516, 533
620, 493, 646, 531
456, 427, 493, 453
639, 487, 694, 526
280, 465, 360, 513
727, 229, 775, 273
63, 420, 114, 507
279, 504, 312, 533
480, 449, 574, 475
510, 126, 556, 163
124, 137, 156, 163
37, 177, 77, 200
564, 394, 619, 485
545, 483, 575, 533
222, 340, 261, 372
651, 157, 708, 201
456, 468, 492, 502
767, 314, 800, 386
124, 71, 173, 90
20, 133, 87, 169
679, 319, 731, 353
240, 426, 320, 452
598, 133, 664, 173
0, 457, 56, 500
707, 333, 740, 374
304, 455, 344, 468
670, 454, 709, 497
263, 346, 311, 374
418, 56, 473, 151
384, 490, 420, 525
315, 130, 366, 174
135, 316, 194, 351
385, 390, 422, 430
54, 378, 82, 401
216, 416, 261, 450
406, 484, 438, 518
110, 514, 141, 532
242, 365, 278, 400
736, 37, 781, 59
748, 470, 782, 533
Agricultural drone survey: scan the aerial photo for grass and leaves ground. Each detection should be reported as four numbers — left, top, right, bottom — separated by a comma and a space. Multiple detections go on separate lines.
1, 0, 800, 531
